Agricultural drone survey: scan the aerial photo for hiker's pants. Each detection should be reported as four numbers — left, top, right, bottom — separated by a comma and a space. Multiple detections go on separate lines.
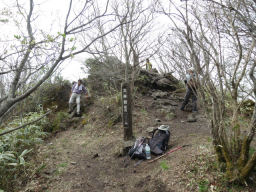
181, 87, 197, 111
69, 93, 81, 114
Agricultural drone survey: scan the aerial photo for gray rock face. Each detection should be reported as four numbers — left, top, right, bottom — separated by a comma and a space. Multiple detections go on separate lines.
155, 78, 173, 89
134, 69, 180, 94
187, 113, 197, 122
152, 99, 178, 107
152, 91, 169, 99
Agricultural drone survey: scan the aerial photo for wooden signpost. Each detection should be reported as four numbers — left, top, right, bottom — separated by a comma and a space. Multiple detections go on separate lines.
122, 82, 133, 140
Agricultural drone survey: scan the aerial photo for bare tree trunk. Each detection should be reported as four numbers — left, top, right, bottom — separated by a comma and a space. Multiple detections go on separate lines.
0, 0, 125, 125
160, 0, 256, 184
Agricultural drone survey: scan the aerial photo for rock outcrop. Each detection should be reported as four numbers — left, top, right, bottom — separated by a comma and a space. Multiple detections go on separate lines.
134, 69, 180, 95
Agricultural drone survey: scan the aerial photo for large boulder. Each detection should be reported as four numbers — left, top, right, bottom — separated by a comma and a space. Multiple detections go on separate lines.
156, 78, 173, 88
152, 91, 169, 99
134, 69, 180, 94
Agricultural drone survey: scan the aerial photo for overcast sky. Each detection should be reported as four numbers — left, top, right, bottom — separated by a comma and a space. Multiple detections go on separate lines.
46, 0, 170, 81
0, 0, 85, 81
39, 0, 88, 81
0, 0, 185, 81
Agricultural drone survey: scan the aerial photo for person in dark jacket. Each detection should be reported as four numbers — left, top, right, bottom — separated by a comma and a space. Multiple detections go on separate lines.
180, 68, 198, 112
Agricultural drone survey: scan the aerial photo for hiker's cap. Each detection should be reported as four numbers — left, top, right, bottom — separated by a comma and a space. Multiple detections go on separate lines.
158, 125, 170, 131
188, 68, 194, 72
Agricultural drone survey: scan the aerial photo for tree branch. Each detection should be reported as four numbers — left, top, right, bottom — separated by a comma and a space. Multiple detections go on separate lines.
0, 110, 51, 137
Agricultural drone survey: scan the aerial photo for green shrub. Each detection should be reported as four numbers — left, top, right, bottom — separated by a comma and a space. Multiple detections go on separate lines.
0, 110, 48, 191
3, 77, 71, 126
52, 112, 69, 133
198, 179, 209, 192
85, 57, 128, 96
160, 161, 170, 170
18, 78, 71, 114
91, 93, 122, 129
32, 79, 71, 111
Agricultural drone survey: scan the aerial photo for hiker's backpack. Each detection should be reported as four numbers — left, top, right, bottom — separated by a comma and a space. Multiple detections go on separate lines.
128, 137, 147, 159
149, 128, 170, 155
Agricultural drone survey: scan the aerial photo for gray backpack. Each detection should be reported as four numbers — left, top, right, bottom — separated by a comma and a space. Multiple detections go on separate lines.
128, 137, 147, 159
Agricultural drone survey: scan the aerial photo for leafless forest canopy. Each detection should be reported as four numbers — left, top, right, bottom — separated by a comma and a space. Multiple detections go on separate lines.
0, 0, 256, 184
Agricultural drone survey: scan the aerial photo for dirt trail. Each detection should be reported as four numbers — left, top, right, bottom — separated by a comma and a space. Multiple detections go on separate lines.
22, 93, 212, 192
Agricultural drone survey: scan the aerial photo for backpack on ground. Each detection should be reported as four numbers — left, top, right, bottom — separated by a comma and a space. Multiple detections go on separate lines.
149, 125, 170, 155
128, 137, 147, 159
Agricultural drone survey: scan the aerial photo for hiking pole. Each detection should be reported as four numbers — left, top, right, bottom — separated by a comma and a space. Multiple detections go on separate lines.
124, 138, 145, 168
134, 159, 143, 167
147, 145, 190, 163
130, 139, 145, 159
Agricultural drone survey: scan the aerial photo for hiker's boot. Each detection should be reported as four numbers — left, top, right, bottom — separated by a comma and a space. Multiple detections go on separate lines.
180, 104, 185, 111
192, 110, 198, 114
68, 103, 73, 114
192, 104, 198, 113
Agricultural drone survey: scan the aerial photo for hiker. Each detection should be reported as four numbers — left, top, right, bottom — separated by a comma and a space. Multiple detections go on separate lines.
68, 79, 88, 116
180, 68, 198, 112
146, 58, 152, 71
